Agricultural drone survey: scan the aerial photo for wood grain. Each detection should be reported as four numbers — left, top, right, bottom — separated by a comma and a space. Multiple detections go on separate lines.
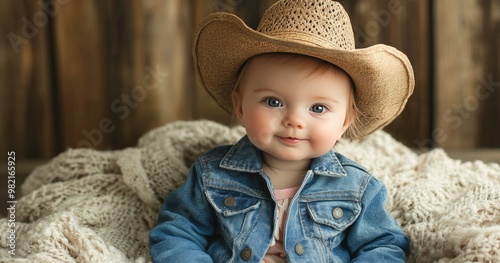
434, 0, 500, 148
0, 0, 56, 159
54, 0, 193, 150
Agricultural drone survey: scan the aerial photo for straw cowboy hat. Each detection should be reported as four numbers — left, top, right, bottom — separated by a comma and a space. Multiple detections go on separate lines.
193, 0, 414, 137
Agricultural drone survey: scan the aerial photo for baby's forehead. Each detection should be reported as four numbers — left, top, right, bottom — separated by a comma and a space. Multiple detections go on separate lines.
238, 53, 352, 95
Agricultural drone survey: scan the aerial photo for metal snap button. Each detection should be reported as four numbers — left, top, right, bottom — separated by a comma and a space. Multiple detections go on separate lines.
332, 207, 344, 219
294, 243, 305, 256
224, 197, 236, 207
241, 247, 253, 261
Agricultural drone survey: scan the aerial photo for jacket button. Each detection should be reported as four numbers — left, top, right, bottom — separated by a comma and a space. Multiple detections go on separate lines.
224, 197, 236, 207
333, 207, 344, 219
294, 243, 305, 256
241, 247, 253, 261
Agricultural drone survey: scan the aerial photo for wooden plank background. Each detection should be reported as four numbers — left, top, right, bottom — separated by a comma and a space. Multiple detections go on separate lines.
1, 0, 56, 159
434, 0, 500, 148
1, 0, 499, 161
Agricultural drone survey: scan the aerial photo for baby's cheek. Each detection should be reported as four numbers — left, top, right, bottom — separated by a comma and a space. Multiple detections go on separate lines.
246, 116, 279, 146
310, 129, 339, 153
247, 124, 272, 146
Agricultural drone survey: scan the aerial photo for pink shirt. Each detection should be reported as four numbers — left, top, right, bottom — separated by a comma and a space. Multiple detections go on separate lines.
262, 186, 300, 263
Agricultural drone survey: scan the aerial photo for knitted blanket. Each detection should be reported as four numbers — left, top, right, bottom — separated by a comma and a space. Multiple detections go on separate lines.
1, 120, 499, 262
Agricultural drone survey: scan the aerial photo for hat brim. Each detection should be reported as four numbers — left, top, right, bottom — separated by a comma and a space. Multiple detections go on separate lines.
193, 13, 414, 136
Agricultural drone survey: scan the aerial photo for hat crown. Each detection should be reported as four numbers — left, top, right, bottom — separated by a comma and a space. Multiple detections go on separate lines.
257, 0, 355, 50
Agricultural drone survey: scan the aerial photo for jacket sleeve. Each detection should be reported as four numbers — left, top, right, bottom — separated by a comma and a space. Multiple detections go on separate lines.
347, 178, 409, 262
149, 160, 214, 263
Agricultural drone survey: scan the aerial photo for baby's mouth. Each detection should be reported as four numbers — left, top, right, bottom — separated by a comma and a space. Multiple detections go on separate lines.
277, 136, 304, 145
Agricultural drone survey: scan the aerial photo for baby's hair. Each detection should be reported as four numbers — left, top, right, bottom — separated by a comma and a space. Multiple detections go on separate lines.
232, 52, 364, 141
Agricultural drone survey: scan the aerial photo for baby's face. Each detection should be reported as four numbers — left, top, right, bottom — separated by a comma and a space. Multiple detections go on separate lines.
233, 54, 352, 162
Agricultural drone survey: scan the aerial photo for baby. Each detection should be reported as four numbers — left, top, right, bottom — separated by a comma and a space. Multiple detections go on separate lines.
150, 0, 414, 262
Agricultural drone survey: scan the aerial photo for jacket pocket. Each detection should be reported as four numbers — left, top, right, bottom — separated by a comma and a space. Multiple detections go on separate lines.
205, 188, 261, 242
205, 188, 261, 216
301, 199, 361, 248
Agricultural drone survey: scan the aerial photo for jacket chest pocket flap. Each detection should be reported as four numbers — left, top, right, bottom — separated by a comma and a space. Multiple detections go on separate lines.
306, 199, 361, 231
205, 188, 261, 217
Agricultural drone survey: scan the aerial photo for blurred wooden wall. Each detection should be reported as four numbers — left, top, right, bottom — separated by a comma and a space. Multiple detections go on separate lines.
1, 0, 499, 160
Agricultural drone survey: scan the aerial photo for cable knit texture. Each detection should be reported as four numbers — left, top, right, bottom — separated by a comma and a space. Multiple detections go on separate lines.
1, 120, 499, 262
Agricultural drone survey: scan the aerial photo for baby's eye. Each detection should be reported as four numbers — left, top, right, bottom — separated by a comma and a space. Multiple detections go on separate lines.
310, 104, 327, 113
265, 97, 283, 108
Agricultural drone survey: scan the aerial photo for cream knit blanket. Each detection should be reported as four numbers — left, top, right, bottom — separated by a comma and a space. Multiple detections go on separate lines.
1, 120, 499, 262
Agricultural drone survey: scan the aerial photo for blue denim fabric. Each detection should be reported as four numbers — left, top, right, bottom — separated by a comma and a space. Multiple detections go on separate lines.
149, 136, 409, 262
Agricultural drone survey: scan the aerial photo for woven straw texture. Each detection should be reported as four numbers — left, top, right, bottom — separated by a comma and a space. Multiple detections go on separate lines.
257, 0, 355, 50
1, 120, 499, 262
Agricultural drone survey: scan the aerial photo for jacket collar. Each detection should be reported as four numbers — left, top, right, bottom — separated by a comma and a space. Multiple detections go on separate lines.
219, 136, 347, 177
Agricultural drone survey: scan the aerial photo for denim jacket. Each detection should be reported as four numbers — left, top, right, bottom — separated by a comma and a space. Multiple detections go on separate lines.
149, 136, 409, 262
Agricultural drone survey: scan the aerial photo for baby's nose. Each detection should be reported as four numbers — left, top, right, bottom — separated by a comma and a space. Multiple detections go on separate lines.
283, 111, 305, 129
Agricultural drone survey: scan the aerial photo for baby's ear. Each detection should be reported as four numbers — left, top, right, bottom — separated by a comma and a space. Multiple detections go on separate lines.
340, 108, 355, 137
342, 112, 354, 131
232, 90, 244, 123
